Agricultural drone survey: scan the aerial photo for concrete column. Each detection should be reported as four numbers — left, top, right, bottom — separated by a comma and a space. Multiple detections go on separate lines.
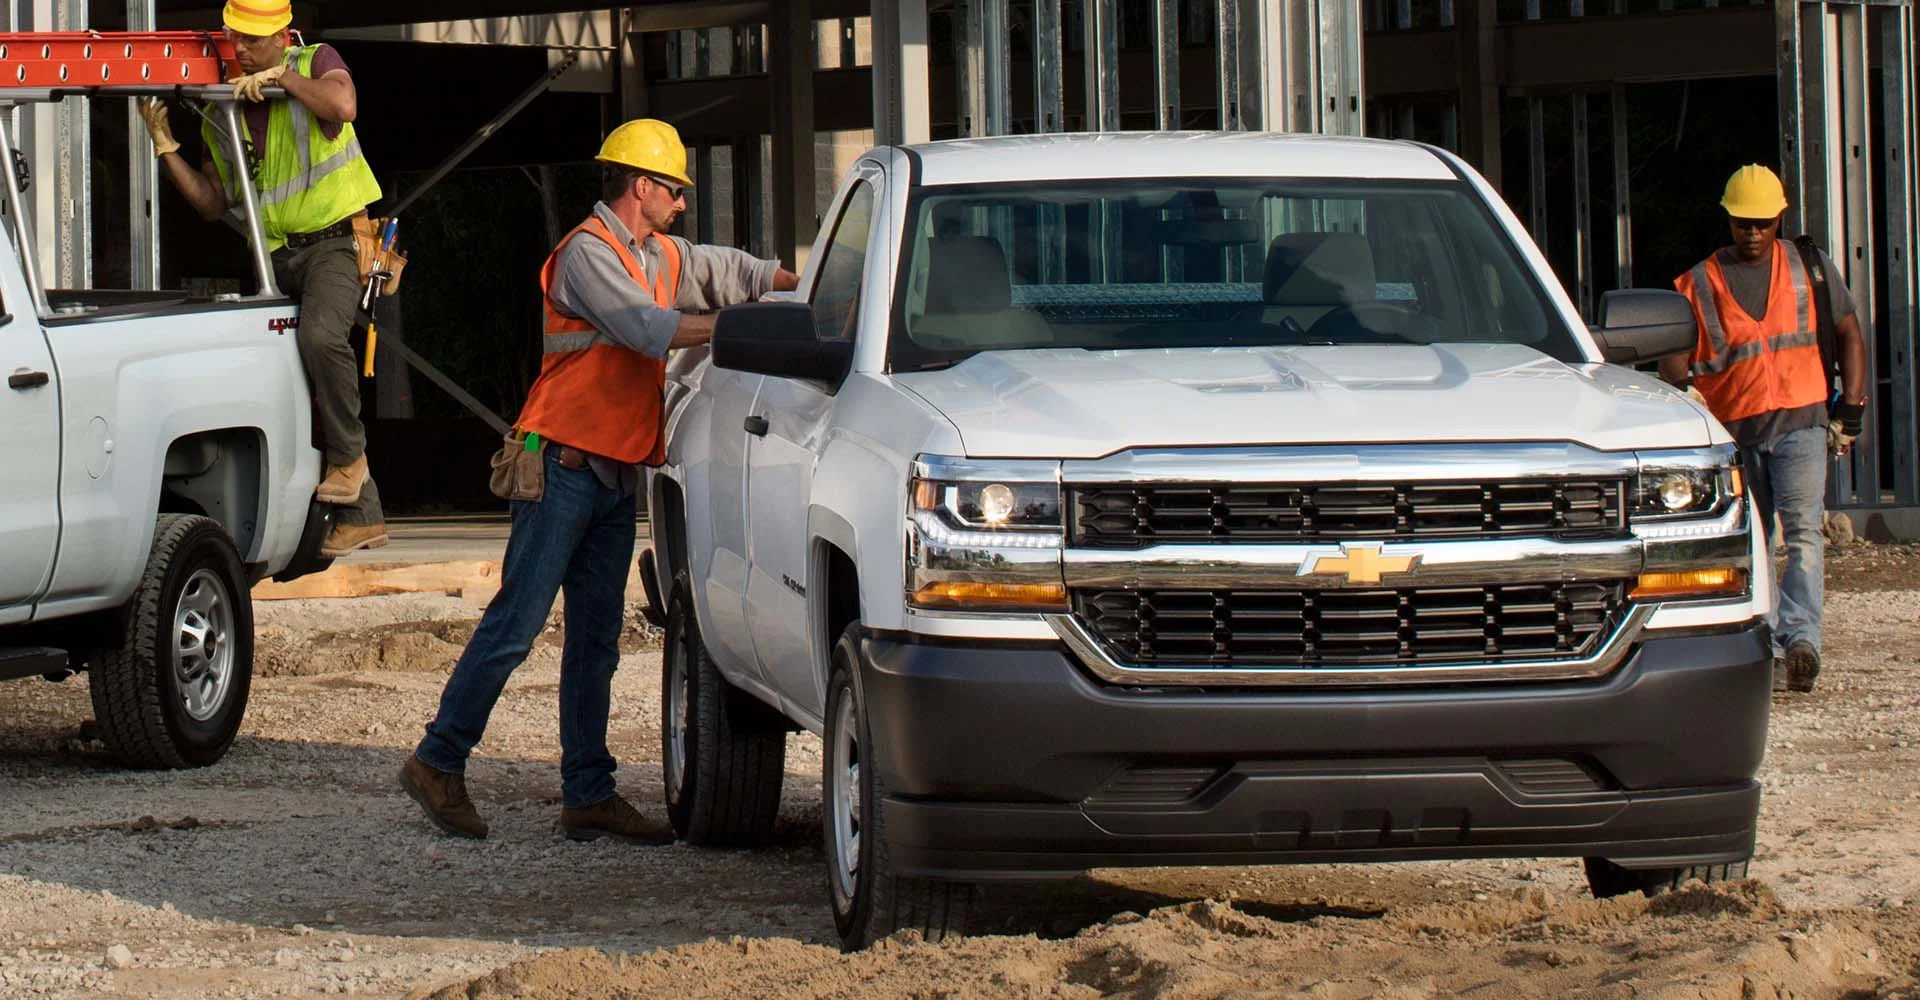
1456, 0, 1500, 186
872, 0, 930, 145
768, 0, 816, 269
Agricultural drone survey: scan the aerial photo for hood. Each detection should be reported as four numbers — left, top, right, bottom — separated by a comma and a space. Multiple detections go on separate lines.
891, 345, 1719, 459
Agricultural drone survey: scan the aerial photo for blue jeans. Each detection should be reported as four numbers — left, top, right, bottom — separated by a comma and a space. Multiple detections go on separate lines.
416, 448, 636, 808
1742, 424, 1827, 655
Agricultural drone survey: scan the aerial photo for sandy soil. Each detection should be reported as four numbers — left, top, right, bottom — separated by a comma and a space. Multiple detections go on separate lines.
1, 542, 1917, 999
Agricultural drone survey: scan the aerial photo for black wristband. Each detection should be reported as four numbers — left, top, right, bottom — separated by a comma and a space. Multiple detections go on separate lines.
1833, 399, 1866, 436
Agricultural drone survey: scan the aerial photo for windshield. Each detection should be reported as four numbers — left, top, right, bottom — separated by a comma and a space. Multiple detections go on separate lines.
888, 179, 1584, 372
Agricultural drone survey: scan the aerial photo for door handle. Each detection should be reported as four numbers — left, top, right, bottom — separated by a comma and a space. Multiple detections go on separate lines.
743, 415, 770, 437
8, 370, 49, 390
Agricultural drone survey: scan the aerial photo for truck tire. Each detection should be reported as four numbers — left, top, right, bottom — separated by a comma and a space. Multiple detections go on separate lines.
89, 514, 252, 769
1583, 857, 1751, 899
660, 584, 786, 845
824, 626, 975, 952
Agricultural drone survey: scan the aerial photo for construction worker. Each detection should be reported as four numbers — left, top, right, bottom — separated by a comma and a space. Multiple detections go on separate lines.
136, 0, 387, 557
1662, 164, 1868, 694
400, 119, 799, 843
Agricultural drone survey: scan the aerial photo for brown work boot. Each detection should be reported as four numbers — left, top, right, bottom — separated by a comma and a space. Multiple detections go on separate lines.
399, 754, 488, 840
316, 454, 370, 505
1784, 641, 1821, 693
557, 793, 676, 846
320, 521, 389, 557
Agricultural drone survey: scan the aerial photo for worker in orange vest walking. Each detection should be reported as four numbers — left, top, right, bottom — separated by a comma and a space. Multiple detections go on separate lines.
400, 120, 798, 842
1662, 164, 1867, 694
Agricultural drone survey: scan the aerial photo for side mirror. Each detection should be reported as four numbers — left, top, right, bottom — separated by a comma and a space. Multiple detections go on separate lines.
711, 301, 853, 387
1590, 289, 1698, 365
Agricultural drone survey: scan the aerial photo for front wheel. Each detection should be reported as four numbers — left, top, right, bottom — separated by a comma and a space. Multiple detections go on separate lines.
1583, 857, 1751, 898
823, 625, 974, 951
89, 515, 253, 769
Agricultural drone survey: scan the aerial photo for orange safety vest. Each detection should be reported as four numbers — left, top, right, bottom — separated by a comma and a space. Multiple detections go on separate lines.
516, 217, 683, 466
1674, 241, 1827, 426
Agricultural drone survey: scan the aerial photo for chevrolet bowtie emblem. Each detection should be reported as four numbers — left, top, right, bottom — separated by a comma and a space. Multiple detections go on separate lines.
1298, 543, 1421, 585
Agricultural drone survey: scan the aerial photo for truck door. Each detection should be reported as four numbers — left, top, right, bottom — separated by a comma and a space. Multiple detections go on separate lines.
743, 170, 881, 721
0, 289, 60, 622
689, 360, 766, 678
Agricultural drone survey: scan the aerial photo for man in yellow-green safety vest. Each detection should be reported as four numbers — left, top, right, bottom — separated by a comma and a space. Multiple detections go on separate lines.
138, 0, 388, 557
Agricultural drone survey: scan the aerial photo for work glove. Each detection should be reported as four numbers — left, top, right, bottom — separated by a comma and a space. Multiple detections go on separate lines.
1829, 399, 1866, 457
229, 63, 288, 103
137, 98, 179, 157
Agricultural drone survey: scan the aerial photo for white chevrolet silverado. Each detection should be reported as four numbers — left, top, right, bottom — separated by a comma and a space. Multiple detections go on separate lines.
0, 87, 335, 767
642, 132, 1774, 950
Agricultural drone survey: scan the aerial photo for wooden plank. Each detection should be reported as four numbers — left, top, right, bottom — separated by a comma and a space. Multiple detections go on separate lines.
252, 561, 501, 601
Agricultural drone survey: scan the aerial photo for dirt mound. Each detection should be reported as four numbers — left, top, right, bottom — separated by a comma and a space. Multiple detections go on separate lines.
256, 619, 478, 677
254, 605, 664, 678
412, 884, 1914, 1000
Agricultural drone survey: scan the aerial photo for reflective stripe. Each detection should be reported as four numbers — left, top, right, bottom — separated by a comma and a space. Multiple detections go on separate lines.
1689, 262, 1727, 358
1769, 330, 1817, 352
1782, 241, 1812, 330
1691, 339, 1764, 377
543, 331, 602, 354
259, 138, 366, 205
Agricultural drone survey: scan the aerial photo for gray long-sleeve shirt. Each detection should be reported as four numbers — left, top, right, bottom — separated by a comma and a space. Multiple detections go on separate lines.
546, 202, 780, 492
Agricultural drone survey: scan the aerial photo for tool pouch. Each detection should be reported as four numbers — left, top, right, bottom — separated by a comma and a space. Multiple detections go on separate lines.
488, 429, 545, 503
352, 214, 408, 296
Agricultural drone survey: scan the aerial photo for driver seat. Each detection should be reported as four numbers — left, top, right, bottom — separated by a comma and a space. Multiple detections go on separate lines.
1250, 232, 1377, 332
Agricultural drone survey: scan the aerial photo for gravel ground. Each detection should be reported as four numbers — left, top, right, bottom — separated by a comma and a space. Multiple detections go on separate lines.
0, 542, 1917, 998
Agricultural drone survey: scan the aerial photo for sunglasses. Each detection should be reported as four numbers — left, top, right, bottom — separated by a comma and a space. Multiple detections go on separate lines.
643, 175, 685, 201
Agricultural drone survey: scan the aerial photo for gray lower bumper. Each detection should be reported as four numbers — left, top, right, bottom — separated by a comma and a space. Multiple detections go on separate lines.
857, 623, 1770, 880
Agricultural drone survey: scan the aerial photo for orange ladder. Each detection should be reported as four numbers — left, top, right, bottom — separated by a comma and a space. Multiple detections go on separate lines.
0, 31, 237, 88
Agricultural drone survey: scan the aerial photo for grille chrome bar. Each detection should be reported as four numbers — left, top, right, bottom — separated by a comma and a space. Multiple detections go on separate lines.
1047, 603, 1654, 687
1063, 536, 1643, 590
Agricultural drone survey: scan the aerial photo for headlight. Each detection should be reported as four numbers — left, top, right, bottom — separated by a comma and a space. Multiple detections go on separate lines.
912, 479, 1063, 531
907, 457, 1066, 611
1631, 446, 1751, 602
1632, 452, 1742, 522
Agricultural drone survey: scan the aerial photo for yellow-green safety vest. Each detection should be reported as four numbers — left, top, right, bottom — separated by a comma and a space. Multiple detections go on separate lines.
202, 45, 382, 252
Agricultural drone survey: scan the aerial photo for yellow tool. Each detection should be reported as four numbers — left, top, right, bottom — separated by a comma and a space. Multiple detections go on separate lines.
361, 217, 398, 377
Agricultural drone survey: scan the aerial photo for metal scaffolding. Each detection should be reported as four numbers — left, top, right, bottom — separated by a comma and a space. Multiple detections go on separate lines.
1778, 0, 1918, 508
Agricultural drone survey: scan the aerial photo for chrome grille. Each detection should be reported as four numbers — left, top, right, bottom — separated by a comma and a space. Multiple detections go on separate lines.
1069, 480, 1626, 548
1073, 581, 1626, 667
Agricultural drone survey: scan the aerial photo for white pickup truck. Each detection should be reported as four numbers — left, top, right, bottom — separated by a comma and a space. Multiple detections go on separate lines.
642, 132, 1774, 950
0, 86, 335, 767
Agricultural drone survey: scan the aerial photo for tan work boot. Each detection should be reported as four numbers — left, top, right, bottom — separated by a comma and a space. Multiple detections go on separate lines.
321, 522, 388, 557
316, 454, 370, 505
557, 793, 676, 845
399, 754, 488, 840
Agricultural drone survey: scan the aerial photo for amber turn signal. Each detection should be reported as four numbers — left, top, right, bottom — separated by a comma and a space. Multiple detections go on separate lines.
911, 582, 1068, 609
1630, 568, 1748, 600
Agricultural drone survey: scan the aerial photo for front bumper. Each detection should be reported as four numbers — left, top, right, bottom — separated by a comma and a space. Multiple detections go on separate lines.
858, 623, 1770, 880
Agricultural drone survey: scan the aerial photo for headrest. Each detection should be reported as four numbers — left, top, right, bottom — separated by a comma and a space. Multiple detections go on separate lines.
924, 236, 1012, 314
1263, 232, 1376, 306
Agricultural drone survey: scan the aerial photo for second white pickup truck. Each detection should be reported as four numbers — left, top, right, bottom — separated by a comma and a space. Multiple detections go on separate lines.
642, 132, 1773, 950
0, 84, 337, 768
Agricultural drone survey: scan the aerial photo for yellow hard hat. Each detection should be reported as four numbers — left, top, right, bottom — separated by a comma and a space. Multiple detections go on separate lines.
1721, 164, 1788, 219
222, 0, 292, 36
596, 119, 693, 188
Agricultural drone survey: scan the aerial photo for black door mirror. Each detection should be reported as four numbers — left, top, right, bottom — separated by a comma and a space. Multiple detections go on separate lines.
710, 301, 854, 388
1590, 289, 1698, 365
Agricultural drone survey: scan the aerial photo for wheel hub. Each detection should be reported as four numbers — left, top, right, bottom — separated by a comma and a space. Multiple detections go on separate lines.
173, 567, 235, 723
